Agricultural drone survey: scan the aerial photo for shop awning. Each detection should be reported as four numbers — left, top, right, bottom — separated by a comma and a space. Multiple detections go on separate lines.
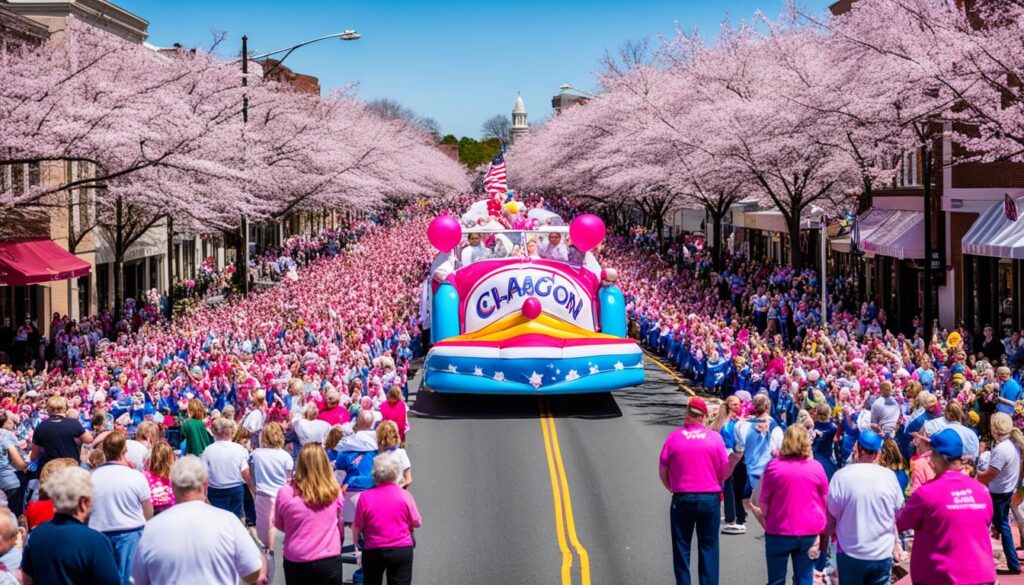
0, 239, 91, 286
830, 235, 851, 254
962, 196, 1024, 259
860, 210, 925, 260
744, 211, 789, 234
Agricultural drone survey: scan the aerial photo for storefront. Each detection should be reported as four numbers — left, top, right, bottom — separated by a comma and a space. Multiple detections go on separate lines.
0, 239, 92, 361
855, 208, 926, 334
961, 196, 1024, 335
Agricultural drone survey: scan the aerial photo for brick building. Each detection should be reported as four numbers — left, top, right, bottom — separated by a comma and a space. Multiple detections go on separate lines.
829, 0, 1024, 338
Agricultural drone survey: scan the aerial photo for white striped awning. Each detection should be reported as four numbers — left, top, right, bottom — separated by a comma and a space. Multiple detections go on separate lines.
962, 196, 1024, 259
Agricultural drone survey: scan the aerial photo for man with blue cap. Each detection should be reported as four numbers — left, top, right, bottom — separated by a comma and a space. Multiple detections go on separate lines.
897, 428, 996, 584
825, 430, 906, 584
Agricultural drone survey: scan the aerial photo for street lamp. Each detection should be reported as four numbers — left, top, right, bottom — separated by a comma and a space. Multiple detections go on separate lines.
238, 29, 361, 293
559, 82, 598, 98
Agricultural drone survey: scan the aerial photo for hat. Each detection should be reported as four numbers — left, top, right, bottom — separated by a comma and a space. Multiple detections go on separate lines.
928, 428, 964, 460
857, 430, 883, 452
686, 396, 708, 416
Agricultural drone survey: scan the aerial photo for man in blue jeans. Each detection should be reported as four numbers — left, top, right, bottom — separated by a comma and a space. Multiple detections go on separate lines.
659, 397, 733, 585
825, 430, 905, 585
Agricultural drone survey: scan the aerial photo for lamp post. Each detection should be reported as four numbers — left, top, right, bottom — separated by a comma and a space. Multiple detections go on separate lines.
558, 83, 598, 98
238, 29, 360, 294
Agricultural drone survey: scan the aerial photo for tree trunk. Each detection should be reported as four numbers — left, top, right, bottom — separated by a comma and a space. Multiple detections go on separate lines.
166, 215, 174, 294
787, 213, 803, 269
113, 195, 125, 319
237, 216, 248, 294
709, 207, 726, 272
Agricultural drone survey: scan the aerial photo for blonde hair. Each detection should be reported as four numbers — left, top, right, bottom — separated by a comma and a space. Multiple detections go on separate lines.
992, 413, 1024, 454
879, 381, 893, 397
252, 389, 267, 407
916, 391, 937, 412
293, 444, 341, 508
779, 424, 812, 459
261, 422, 285, 449
46, 396, 68, 414
135, 421, 160, 445
38, 457, 78, 500
148, 441, 175, 478
376, 420, 401, 450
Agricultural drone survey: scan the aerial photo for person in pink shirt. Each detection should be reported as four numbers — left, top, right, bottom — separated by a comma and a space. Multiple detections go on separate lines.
897, 428, 996, 585
908, 428, 936, 495
316, 387, 350, 427
274, 444, 345, 585
658, 396, 731, 585
353, 453, 423, 585
758, 424, 828, 585
378, 386, 410, 444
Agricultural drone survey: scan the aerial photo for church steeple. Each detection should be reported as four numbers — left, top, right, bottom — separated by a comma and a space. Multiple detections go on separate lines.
510, 93, 528, 146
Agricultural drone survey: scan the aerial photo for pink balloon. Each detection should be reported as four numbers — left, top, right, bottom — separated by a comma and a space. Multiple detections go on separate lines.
522, 297, 542, 320
569, 214, 606, 253
427, 215, 462, 251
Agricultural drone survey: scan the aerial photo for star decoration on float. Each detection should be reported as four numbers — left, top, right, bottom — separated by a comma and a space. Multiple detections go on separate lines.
473, 367, 484, 376
528, 371, 544, 388
589, 365, 600, 375
446, 364, 458, 373
614, 361, 624, 371
565, 370, 580, 381
493, 371, 506, 382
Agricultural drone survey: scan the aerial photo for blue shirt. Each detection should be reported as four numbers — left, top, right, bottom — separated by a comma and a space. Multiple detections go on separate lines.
999, 379, 1023, 415
22, 514, 120, 585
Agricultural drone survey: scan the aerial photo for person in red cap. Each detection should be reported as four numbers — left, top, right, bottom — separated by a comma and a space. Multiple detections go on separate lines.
659, 395, 732, 585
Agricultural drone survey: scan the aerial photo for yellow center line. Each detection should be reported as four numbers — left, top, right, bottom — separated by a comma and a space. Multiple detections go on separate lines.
539, 399, 591, 585
539, 399, 573, 585
642, 350, 696, 396
544, 401, 591, 585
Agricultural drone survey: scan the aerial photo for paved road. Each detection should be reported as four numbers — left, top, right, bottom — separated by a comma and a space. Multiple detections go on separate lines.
401, 356, 769, 585
270, 356, 769, 585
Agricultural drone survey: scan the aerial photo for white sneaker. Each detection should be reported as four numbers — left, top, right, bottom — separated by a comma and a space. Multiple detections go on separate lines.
722, 523, 747, 534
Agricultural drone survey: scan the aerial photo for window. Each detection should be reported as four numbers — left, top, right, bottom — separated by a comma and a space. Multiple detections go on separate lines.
898, 150, 920, 187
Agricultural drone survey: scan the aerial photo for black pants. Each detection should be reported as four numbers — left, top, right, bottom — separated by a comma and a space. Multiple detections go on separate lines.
363, 546, 414, 585
283, 555, 343, 585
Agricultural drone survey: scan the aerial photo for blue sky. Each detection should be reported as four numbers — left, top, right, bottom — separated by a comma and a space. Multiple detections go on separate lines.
118, 0, 833, 138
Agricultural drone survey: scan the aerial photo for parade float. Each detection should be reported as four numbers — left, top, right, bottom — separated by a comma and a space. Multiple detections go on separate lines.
422, 195, 644, 394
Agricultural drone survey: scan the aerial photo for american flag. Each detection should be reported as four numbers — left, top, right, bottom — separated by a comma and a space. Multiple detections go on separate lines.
483, 152, 508, 197
1006, 193, 1019, 222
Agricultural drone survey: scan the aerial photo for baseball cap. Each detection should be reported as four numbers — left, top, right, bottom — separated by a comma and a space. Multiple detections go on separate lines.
857, 429, 883, 452
928, 428, 964, 460
686, 396, 708, 416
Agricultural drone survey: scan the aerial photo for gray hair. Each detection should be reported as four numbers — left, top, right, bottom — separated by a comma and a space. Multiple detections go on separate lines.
0, 507, 17, 539
372, 453, 401, 485
45, 466, 93, 515
170, 455, 208, 493
211, 417, 237, 439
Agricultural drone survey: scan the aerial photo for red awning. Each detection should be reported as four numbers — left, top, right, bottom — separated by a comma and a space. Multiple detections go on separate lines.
0, 239, 91, 286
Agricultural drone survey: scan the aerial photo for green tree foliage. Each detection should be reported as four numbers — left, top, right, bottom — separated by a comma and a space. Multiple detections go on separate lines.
457, 137, 502, 168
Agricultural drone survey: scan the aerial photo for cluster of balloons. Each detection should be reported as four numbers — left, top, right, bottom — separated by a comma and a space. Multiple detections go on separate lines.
427, 213, 607, 254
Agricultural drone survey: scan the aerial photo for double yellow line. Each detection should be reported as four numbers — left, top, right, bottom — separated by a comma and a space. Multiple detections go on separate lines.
538, 398, 591, 585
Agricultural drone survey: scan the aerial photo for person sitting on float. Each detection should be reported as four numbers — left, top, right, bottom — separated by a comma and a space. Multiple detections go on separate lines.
460, 232, 490, 266
539, 232, 569, 262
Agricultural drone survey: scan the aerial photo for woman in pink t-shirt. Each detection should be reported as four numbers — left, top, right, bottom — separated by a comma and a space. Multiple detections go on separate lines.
144, 442, 176, 514
378, 387, 410, 444
274, 444, 345, 585
758, 425, 828, 585
353, 453, 423, 585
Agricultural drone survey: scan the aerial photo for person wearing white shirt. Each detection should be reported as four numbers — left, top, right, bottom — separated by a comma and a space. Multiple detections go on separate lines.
538, 232, 569, 263
294, 403, 331, 446
869, 381, 900, 437
460, 232, 489, 266
124, 421, 159, 471
826, 430, 905, 585
248, 422, 293, 567
200, 418, 252, 520
131, 455, 264, 585
89, 431, 154, 585
978, 413, 1023, 575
